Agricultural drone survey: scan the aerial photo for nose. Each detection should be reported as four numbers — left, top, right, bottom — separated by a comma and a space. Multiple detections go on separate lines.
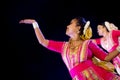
97, 30, 99, 33
67, 25, 69, 28
97, 28, 99, 32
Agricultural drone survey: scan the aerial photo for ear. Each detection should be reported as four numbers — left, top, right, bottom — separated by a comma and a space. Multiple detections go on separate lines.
76, 26, 80, 34
77, 26, 80, 30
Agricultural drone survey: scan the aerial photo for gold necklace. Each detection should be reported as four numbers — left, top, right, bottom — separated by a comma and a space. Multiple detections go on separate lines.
69, 39, 82, 50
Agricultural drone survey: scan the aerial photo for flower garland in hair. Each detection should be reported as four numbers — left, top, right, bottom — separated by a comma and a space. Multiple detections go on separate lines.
105, 21, 118, 31
80, 21, 92, 40
83, 21, 90, 35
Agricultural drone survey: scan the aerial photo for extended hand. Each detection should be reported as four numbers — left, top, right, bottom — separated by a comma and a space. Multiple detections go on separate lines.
19, 19, 36, 24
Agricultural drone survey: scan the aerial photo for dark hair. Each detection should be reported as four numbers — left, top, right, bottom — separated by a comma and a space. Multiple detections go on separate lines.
74, 17, 87, 35
99, 22, 109, 32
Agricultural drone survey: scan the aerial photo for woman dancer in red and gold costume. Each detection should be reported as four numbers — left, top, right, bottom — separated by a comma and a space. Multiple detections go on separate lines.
19, 17, 120, 80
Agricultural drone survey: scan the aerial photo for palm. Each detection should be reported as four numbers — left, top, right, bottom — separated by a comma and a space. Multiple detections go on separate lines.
19, 19, 35, 24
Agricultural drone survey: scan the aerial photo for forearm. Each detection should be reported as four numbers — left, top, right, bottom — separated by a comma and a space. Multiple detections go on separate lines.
33, 22, 49, 47
104, 46, 120, 61
19, 19, 49, 47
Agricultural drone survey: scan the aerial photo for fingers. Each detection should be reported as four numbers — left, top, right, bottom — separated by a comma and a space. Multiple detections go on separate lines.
19, 20, 24, 23
19, 19, 36, 24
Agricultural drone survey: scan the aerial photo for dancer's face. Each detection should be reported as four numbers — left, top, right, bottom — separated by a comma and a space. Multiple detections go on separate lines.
66, 19, 80, 37
97, 25, 105, 36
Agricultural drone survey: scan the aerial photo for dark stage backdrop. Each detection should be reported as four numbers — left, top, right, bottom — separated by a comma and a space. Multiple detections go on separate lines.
6, 0, 120, 80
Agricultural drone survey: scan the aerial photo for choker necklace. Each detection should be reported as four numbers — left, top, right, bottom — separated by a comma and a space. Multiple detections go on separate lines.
68, 39, 82, 50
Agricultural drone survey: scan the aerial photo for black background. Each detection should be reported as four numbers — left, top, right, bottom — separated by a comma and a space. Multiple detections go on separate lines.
6, 0, 120, 80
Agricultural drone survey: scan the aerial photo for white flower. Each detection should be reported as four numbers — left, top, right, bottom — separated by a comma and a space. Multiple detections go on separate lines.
83, 21, 90, 34
105, 21, 118, 31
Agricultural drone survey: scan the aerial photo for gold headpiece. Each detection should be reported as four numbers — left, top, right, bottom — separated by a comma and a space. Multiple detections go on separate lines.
80, 21, 92, 40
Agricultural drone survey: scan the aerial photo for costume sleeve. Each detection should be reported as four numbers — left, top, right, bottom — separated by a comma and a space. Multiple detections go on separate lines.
88, 41, 107, 60
94, 38, 101, 45
111, 30, 120, 46
112, 30, 120, 38
47, 40, 65, 54
112, 30, 120, 36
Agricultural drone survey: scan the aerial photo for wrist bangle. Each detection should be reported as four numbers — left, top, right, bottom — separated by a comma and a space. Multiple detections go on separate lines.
32, 22, 39, 29
116, 46, 120, 52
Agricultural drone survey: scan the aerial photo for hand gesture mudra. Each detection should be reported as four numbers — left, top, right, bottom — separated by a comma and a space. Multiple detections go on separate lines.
19, 19, 36, 24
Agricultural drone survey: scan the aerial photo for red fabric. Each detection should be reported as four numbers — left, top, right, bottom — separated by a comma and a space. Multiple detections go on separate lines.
70, 60, 92, 78
112, 30, 120, 44
95, 38, 101, 45
88, 40, 107, 60
47, 40, 64, 53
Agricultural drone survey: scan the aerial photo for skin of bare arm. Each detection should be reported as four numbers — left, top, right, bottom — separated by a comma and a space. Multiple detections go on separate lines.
19, 19, 49, 47
105, 49, 119, 61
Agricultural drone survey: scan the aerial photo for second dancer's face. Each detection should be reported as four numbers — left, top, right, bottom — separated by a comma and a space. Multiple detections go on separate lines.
97, 25, 105, 36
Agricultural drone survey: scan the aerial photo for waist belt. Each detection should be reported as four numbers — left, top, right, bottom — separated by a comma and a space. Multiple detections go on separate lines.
69, 60, 93, 78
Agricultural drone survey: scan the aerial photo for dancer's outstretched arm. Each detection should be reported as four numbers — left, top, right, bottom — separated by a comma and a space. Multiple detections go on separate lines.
19, 19, 49, 47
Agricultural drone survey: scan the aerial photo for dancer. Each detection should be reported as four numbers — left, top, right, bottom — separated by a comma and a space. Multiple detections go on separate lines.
19, 17, 120, 80
92, 21, 120, 75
